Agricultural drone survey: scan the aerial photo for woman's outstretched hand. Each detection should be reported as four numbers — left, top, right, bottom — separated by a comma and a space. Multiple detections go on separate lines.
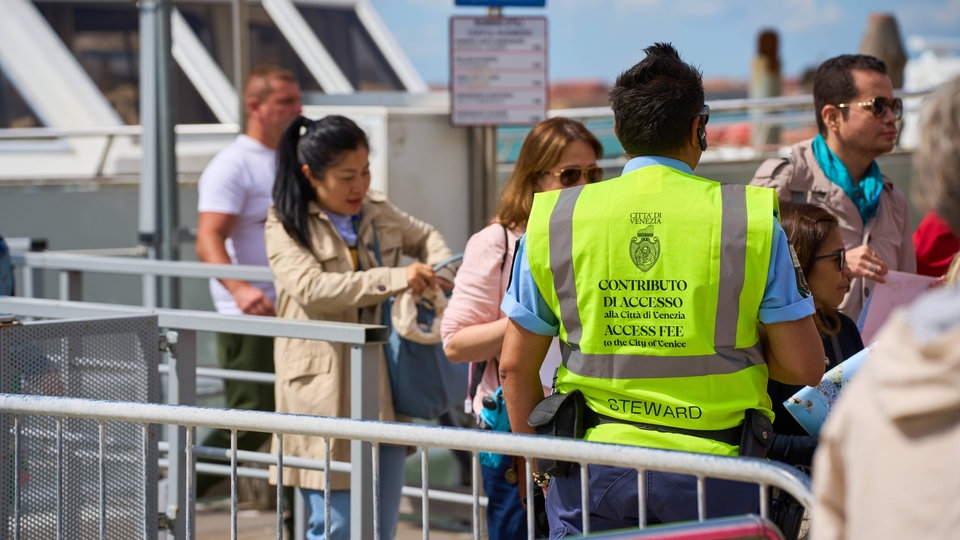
405, 262, 436, 293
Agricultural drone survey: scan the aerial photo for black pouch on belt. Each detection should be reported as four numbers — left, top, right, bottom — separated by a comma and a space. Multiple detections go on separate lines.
527, 390, 586, 477
739, 408, 774, 458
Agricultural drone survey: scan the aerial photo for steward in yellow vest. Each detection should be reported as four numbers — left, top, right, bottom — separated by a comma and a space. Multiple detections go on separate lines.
498, 43, 824, 533
525, 164, 778, 456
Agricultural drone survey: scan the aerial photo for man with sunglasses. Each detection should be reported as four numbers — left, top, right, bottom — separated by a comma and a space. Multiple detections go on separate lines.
751, 54, 915, 323
498, 43, 824, 536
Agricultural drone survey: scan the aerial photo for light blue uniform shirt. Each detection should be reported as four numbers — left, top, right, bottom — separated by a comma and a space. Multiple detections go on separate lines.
502, 156, 815, 335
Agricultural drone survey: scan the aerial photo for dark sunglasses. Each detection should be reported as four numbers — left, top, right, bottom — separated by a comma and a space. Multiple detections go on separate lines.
837, 96, 903, 120
813, 248, 846, 271
546, 166, 605, 186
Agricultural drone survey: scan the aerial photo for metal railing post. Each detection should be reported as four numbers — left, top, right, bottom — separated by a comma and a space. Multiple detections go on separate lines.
350, 343, 381, 539
5, 238, 46, 299
21, 266, 39, 299
165, 328, 197, 538
58, 270, 82, 301
19, 259, 44, 300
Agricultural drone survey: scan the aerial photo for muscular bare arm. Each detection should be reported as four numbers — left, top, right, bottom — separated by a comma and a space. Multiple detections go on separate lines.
444, 318, 509, 364
196, 211, 275, 316
763, 315, 825, 386
498, 319, 552, 437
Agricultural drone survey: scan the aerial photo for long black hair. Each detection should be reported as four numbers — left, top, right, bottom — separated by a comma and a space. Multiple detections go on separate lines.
273, 115, 370, 248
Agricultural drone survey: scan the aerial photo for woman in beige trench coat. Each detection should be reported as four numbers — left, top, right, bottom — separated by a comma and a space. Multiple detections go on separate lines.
265, 114, 452, 540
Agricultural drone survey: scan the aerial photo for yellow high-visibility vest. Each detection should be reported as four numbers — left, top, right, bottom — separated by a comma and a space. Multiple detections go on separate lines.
525, 165, 778, 456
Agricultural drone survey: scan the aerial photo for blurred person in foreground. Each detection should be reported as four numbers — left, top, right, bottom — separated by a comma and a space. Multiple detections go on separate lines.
767, 202, 865, 469
750, 54, 915, 322
442, 117, 604, 539
498, 42, 824, 537
265, 114, 452, 540
811, 76, 960, 540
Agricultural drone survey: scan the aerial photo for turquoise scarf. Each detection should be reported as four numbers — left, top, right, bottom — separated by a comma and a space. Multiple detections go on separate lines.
811, 134, 883, 225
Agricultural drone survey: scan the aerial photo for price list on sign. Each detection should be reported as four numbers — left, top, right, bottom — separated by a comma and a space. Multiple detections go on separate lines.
450, 16, 547, 126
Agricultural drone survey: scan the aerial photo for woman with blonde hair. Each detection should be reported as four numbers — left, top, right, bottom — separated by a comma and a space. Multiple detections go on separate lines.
441, 116, 604, 539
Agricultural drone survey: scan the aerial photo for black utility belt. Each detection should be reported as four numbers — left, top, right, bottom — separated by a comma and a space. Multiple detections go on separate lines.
584, 408, 741, 446
527, 391, 773, 479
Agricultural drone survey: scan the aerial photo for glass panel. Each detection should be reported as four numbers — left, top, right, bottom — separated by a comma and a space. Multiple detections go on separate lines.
248, 5, 322, 92
177, 3, 236, 81
35, 2, 215, 124
0, 72, 42, 129
298, 6, 404, 91
177, 3, 322, 93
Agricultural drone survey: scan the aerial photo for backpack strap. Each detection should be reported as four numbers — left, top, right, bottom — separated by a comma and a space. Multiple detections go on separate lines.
466, 224, 512, 412
499, 223, 509, 271
755, 156, 812, 204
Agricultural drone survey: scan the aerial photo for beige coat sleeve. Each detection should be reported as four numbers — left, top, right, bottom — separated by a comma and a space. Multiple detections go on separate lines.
265, 211, 408, 317
386, 200, 454, 267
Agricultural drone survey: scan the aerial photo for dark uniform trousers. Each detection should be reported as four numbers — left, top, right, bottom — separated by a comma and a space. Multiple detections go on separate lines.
545, 463, 759, 538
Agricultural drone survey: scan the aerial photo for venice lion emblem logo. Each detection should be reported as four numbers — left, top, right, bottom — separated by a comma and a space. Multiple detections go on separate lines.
630, 225, 660, 272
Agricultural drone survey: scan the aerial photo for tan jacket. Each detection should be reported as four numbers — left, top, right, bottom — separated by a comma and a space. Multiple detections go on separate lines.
811, 285, 960, 539
265, 190, 452, 490
750, 139, 915, 322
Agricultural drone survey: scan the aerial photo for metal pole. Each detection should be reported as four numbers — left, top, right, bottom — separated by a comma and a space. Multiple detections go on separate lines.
464, 6, 504, 235
139, 0, 160, 309
139, 0, 180, 310
350, 343, 381, 539
156, 0, 180, 309
231, 0, 249, 130
467, 125, 499, 235
165, 329, 197, 539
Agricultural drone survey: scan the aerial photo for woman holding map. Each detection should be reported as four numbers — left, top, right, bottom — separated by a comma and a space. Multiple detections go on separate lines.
766, 202, 866, 469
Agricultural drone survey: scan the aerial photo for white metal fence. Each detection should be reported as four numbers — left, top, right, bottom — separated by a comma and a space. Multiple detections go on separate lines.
0, 293, 387, 539
0, 252, 813, 539
0, 393, 810, 539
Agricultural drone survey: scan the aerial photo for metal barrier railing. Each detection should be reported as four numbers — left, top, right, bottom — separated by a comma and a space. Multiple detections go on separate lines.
1, 253, 815, 538
0, 393, 812, 540
0, 296, 387, 539
8, 249, 272, 304
1, 250, 417, 537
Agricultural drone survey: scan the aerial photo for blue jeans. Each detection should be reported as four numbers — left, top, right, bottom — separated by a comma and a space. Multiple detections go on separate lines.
481, 456, 527, 540
546, 464, 759, 538
301, 444, 407, 540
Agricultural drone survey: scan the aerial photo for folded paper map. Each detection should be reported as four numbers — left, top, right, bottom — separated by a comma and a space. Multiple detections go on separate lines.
783, 343, 875, 436
858, 270, 938, 344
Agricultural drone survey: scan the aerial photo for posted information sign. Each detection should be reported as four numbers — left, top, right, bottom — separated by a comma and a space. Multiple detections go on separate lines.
450, 16, 547, 126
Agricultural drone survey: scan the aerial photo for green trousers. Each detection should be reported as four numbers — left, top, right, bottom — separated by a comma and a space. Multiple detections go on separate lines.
196, 332, 274, 496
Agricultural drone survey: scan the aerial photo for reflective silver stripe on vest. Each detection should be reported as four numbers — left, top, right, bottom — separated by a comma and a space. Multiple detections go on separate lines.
549, 181, 761, 379
550, 187, 586, 345
559, 341, 765, 378
715, 184, 747, 349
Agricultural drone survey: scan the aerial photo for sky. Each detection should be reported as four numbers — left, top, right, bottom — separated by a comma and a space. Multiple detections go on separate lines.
369, 0, 960, 86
